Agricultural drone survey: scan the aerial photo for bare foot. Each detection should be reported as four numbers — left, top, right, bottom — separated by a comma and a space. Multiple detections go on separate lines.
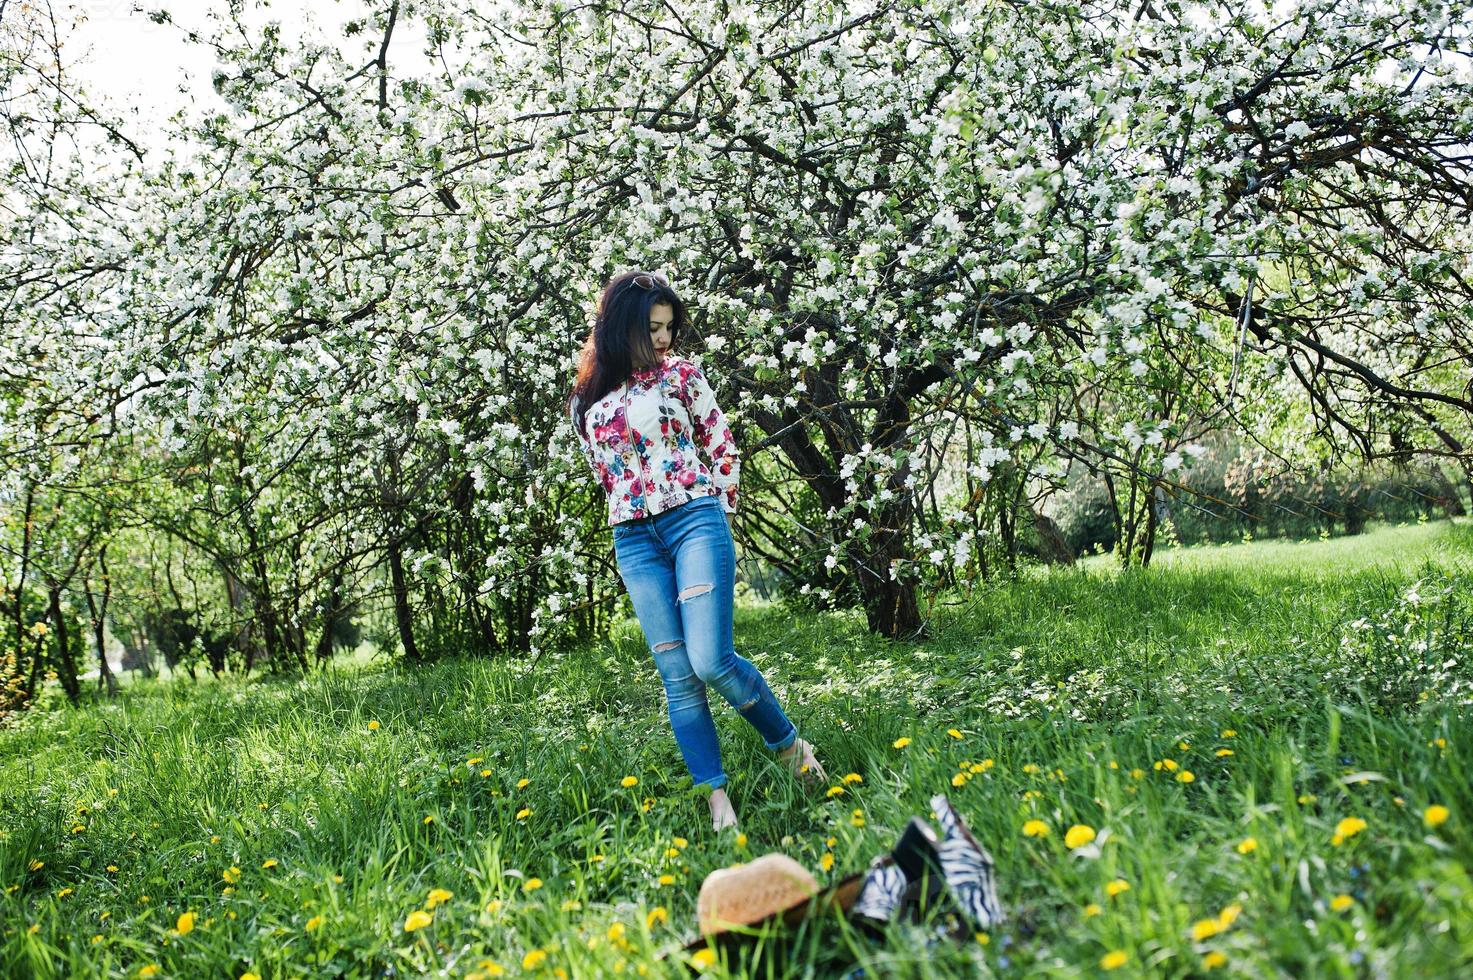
709, 788, 739, 832
778, 738, 828, 784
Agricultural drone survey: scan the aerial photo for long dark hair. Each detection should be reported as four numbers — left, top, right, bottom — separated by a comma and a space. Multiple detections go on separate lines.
568, 270, 690, 438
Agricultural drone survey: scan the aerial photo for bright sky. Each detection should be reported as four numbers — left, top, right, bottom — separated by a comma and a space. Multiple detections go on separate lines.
63, 0, 428, 153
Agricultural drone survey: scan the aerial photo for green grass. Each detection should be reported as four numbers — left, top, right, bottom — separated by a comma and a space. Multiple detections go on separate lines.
2, 521, 1471, 978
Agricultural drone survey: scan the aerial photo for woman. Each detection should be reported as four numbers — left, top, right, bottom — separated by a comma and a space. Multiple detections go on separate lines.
568, 269, 826, 832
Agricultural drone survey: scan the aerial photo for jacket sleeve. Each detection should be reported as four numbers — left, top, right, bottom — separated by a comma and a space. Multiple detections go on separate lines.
684, 359, 740, 514
570, 396, 599, 479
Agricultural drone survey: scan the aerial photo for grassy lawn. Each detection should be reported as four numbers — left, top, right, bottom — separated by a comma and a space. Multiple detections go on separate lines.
2, 521, 1470, 978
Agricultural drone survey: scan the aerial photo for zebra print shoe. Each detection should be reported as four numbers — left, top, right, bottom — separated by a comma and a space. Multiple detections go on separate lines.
848, 857, 907, 932
848, 817, 947, 933
929, 793, 1005, 931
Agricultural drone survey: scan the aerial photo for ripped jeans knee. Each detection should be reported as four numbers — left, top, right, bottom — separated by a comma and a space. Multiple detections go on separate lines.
677, 582, 714, 605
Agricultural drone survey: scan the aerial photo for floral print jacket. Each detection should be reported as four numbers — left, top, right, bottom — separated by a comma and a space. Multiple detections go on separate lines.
571, 354, 740, 526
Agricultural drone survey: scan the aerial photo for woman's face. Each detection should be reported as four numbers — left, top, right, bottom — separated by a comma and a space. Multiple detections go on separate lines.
648, 302, 674, 357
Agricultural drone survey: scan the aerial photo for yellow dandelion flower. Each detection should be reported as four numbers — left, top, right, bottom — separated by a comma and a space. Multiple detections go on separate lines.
1332, 816, 1366, 844
1203, 951, 1227, 969
1221, 729, 1236, 738
486, 900, 503, 914
673, 837, 688, 849
657, 874, 675, 886
27, 859, 43, 872
608, 922, 627, 941
561, 899, 581, 912
1084, 903, 1102, 917
521, 949, 547, 969
1330, 894, 1353, 912
1100, 950, 1128, 970
892, 736, 912, 749
1298, 793, 1316, 805
516, 808, 532, 820
306, 915, 323, 931
517, 777, 531, 789
1105, 879, 1130, 897
947, 729, 963, 739
1424, 805, 1449, 828
522, 878, 543, 893
481, 769, 492, 778
426, 888, 453, 908
842, 772, 863, 784
820, 852, 835, 872
1129, 768, 1145, 779
952, 772, 968, 787
665, 847, 680, 858
467, 756, 483, 766
176, 911, 195, 935
735, 833, 748, 848
1064, 825, 1096, 849
1179, 741, 1191, 751
404, 909, 433, 931
57, 888, 73, 898
139, 966, 161, 978
367, 720, 380, 730
851, 810, 866, 827
1215, 749, 1234, 757
621, 776, 638, 788
646, 906, 669, 928
1022, 763, 1041, 774
826, 786, 845, 798
691, 948, 717, 969
1236, 837, 1258, 855
222, 866, 240, 884
1022, 819, 1049, 838
1177, 770, 1195, 783
1217, 904, 1241, 928
261, 859, 278, 869
1191, 918, 1222, 941
423, 815, 435, 825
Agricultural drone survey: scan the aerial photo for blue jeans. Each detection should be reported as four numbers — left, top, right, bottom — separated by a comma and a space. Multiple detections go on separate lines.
612, 494, 798, 790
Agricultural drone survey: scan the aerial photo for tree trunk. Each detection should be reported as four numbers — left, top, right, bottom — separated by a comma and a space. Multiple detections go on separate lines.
315, 568, 344, 666
220, 564, 255, 674
1429, 464, 1468, 518
47, 583, 81, 705
1140, 485, 1163, 568
25, 633, 45, 702
10, 488, 35, 700
1030, 506, 1076, 565
386, 529, 420, 661
84, 546, 119, 697
848, 498, 926, 640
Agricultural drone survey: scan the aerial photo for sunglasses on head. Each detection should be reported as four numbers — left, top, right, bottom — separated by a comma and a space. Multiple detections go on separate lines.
632, 271, 669, 290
